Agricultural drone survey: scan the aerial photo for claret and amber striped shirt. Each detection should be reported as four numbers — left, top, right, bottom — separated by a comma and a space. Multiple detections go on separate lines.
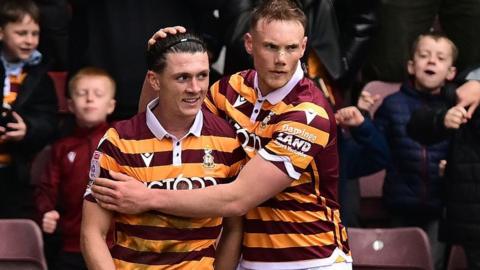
85, 98, 245, 269
204, 62, 351, 269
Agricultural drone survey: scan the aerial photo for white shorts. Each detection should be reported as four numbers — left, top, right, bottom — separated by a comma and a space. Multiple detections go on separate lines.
236, 261, 352, 270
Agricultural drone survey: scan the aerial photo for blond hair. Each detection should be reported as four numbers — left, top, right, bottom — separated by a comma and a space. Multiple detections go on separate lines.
68, 67, 116, 98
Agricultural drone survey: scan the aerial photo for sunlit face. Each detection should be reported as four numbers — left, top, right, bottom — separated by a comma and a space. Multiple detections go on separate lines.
0, 15, 39, 62
68, 76, 116, 128
408, 36, 456, 93
244, 18, 307, 95
149, 52, 209, 123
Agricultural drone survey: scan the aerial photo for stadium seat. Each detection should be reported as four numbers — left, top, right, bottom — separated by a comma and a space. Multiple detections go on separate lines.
446, 245, 467, 270
361, 80, 401, 116
348, 227, 433, 270
48, 71, 68, 113
358, 171, 390, 227
0, 219, 47, 270
357, 81, 401, 227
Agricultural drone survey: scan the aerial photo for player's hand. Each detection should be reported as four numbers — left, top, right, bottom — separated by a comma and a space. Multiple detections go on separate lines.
335, 106, 365, 127
42, 210, 60, 234
148, 26, 186, 48
0, 112, 26, 141
91, 171, 150, 215
444, 105, 468, 129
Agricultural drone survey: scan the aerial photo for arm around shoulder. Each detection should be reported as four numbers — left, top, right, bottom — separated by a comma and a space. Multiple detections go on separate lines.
147, 154, 292, 218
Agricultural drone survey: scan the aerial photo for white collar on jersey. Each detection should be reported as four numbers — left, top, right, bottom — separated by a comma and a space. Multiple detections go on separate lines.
253, 61, 304, 105
145, 97, 203, 140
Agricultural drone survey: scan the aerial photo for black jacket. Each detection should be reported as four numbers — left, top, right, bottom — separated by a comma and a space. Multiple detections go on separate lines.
221, 0, 378, 90
0, 57, 58, 190
407, 67, 480, 246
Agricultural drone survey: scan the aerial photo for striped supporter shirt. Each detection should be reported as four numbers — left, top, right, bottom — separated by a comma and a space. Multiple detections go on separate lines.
0, 72, 27, 165
85, 98, 245, 269
203, 62, 351, 269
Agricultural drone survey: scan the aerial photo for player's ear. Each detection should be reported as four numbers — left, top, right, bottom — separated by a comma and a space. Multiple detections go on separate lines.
147, 70, 161, 91
300, 36, 307, 57
244, 33, 253, 55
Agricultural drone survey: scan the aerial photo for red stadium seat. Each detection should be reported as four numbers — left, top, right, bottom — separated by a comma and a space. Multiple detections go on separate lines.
446, 245, 467, 270
0, 219, 47, 270
358, 171, 390, 227
348, 227, 433, 270
361, 80, 401, 116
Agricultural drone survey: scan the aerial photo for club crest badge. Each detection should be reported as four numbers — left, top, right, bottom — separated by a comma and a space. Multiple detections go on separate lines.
260, 111, 275, 129
202, 146, 215, 168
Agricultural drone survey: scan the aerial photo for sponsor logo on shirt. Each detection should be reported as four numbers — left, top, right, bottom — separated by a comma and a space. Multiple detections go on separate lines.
145, 174, 217, 190
281, 124, 317, 142
274, 132, 312, 157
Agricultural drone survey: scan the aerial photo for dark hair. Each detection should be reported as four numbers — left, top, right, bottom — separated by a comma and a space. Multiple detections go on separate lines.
250, 0, 307, 34
410, 31, 458, 63
146, 32, 207, 73
0, 0, 40, 27
68, 67, 116, 98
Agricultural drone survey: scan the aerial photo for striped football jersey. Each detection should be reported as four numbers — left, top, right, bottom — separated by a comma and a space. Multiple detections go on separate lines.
85, 105, 245, 269
203, 65, 351, 269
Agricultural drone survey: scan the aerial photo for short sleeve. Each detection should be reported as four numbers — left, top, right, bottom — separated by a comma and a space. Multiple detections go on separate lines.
258, 103, 332, 180
84, 128, 123, 202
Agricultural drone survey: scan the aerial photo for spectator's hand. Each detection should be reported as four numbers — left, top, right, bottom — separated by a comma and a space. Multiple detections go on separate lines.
357, 91, 380, 112
444, 105, 468, 129
148, 26, 186, 48
335, 106, 365, 127
0, 112, 26, 141
42, 210, 60, 234
439, 159, 447, 177
92, 171, 150, 215
456, 80, 480, 118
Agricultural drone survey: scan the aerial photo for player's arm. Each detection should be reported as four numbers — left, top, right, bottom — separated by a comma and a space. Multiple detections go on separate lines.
80, 200, 115, 270
214, 216, 243, 270
92, 154, 292, 217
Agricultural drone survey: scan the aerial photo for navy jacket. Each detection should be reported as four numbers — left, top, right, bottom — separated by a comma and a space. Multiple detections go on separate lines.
339, 116, 389, 180
374, 82, 449, 215
408, 66, 480, 246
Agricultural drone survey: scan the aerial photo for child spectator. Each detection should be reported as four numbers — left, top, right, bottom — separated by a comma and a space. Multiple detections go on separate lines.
408, 65, 480, 269
35, 67, 115, 270
374, 32, 457, 270
335, 91, 390, 227
0, 0, 58, 218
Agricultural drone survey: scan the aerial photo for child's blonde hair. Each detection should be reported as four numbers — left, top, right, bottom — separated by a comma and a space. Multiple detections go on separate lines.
68, 67, 116, 98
